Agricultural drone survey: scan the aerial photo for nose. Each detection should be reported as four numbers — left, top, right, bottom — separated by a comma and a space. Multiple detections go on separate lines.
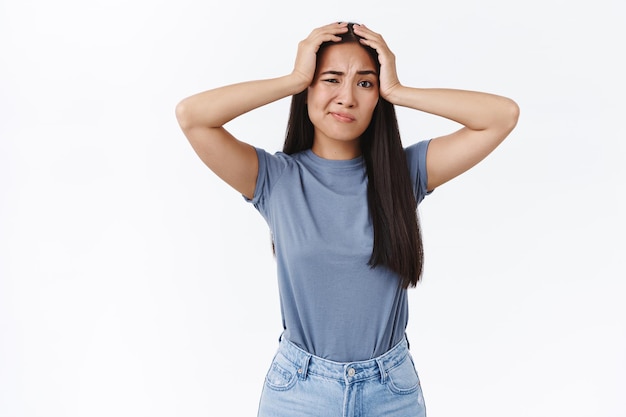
336, 83, 356, 108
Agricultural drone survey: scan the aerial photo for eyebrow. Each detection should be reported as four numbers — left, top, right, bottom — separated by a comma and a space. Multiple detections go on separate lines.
320, 70, 378, 76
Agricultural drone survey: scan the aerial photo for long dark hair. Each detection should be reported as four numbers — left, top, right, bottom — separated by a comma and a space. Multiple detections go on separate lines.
283, 24, 424, 288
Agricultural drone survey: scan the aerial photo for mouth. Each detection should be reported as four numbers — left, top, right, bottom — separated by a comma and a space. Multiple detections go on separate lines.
330, 112, 356, 122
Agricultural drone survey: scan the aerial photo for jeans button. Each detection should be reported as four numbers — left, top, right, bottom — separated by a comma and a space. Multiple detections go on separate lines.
347, 368, 356, 377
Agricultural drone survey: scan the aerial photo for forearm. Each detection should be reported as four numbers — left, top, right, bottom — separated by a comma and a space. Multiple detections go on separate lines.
386, 86, 519, 132
176, 73, 308, 130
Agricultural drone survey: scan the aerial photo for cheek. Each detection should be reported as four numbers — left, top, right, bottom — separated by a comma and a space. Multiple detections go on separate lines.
306, 100, 318, 118
306, 94, 319, 113
369, 94, 380, 109
363, 98, 379, 121
359, 90, 378, 108
307, 95, 329, 122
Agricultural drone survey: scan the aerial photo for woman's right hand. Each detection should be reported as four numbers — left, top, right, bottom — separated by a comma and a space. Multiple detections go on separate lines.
176, 23, 350, 200
291, 22, 349, 87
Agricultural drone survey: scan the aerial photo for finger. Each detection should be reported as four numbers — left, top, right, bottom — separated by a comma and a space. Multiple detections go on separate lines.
356, 32, 389, 54
352, 23, 376, 36
353, 24, 385, 44
306, 22, 349, 46
311, 22, 348, 37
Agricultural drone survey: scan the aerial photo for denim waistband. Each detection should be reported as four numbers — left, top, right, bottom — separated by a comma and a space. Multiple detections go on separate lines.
276, 336, 410, 384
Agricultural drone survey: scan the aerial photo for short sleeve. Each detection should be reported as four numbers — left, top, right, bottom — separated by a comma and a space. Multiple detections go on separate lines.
244, 147, 290, 212
405, 139, 432, 204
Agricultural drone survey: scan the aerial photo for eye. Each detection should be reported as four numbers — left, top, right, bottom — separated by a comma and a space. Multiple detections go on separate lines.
322, 78, 340, 84
358, 80, 374, 88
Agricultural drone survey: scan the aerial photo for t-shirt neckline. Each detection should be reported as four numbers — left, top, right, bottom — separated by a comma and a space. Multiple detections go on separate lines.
303, 149, 364, 170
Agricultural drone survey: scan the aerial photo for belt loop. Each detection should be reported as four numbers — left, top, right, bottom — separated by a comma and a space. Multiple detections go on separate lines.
376, 358, 387, 384
298, 354, 311, 380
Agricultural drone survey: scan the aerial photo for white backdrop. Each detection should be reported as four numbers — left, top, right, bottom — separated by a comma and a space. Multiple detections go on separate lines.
1, 0, 625, 416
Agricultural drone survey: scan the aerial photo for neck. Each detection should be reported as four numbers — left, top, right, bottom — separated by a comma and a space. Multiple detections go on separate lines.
311, 138, 361, 160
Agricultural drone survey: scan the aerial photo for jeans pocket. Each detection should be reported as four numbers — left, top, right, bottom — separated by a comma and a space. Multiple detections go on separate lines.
264, 352, 298, 392
386, 355, 421, 395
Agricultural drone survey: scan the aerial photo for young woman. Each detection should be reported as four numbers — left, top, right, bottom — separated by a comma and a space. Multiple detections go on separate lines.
176, 22, 519, 417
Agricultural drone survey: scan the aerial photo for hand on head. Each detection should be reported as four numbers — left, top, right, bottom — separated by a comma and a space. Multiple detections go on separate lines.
292, 22, 349, 88
352, 24, 401, 100
292, 22, 401, 100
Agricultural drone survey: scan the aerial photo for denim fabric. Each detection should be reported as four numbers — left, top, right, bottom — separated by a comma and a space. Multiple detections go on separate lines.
257, 337, 426, 417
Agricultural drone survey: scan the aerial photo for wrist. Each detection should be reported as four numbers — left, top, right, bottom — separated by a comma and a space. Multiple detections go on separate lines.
380, 82, 404, 104
288, 71, 312, 93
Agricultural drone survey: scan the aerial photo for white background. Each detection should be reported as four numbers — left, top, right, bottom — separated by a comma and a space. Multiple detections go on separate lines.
1, 0, 625, 416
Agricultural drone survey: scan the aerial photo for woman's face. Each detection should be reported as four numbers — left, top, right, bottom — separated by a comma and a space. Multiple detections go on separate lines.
307, 42, 379, 152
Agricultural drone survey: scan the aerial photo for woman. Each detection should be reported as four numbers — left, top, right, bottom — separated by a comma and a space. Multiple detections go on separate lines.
176, 22, 519, 417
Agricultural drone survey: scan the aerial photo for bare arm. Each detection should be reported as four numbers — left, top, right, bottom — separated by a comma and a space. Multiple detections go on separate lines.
354, 24, 520, 191
175, 76, 307, 199
175, 23, 350, 199
388, 87, 520, 191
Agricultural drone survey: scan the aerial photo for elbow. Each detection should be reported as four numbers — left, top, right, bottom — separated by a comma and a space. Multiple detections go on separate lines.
487, 98, 520, 145
175, 99, 193, 131
504, 98, 520, 132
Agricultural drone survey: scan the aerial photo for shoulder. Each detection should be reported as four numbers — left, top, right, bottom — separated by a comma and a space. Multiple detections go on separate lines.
256, 148, 313, 173
404, 139, 433, 202
256, 147, 304, 163
252, 148, 306, 196
404, 139, 431, 161
247, 148, 311, 208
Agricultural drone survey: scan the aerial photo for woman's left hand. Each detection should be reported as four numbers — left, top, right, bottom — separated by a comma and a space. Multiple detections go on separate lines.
352, 24, 401, 101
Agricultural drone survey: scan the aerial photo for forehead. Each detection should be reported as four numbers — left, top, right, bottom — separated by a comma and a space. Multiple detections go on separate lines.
317, 43, 377, 71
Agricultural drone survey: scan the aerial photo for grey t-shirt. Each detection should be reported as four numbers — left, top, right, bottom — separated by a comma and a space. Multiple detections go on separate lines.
247, 140, 430, 361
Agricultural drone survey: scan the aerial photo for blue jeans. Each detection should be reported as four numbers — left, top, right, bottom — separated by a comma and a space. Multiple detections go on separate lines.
257, 336, 426, 417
